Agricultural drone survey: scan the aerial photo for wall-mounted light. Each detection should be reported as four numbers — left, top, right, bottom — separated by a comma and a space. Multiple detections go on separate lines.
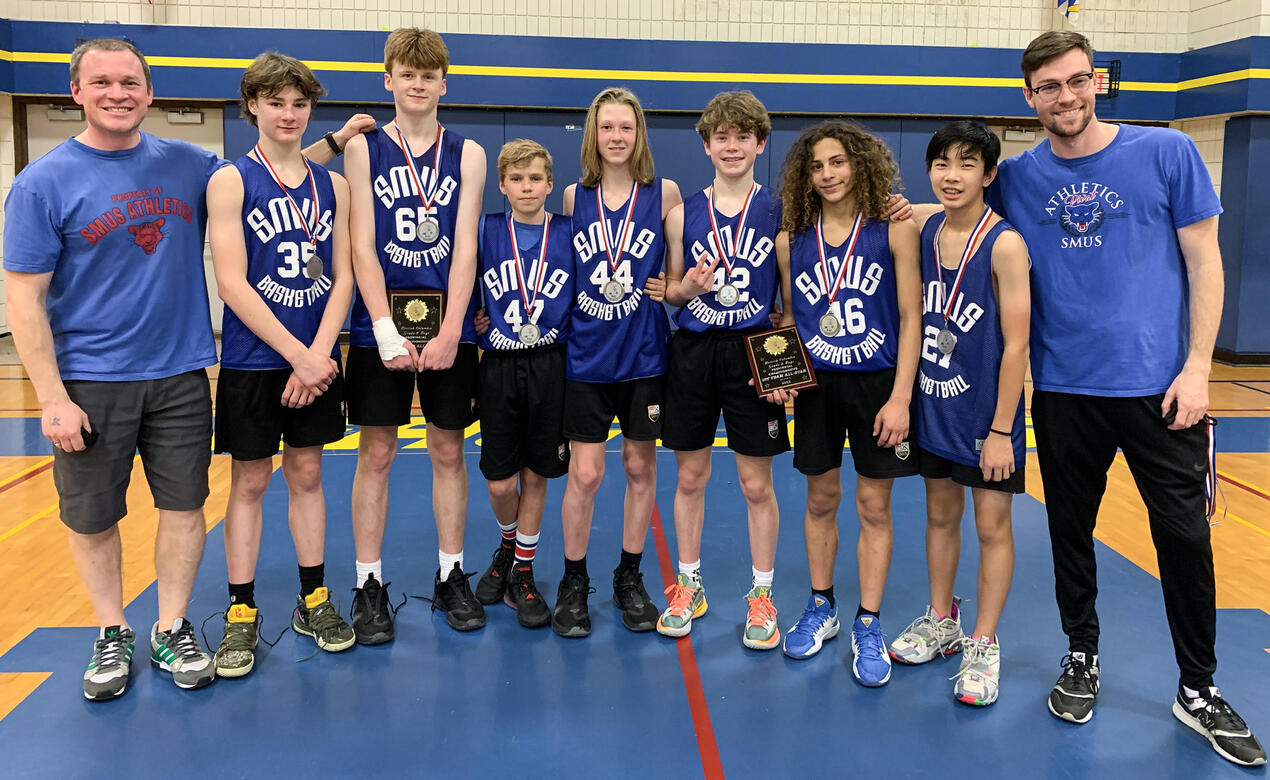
47, 106, 84, 121
167, 109, 204, 125
1003, 128, 1035, 143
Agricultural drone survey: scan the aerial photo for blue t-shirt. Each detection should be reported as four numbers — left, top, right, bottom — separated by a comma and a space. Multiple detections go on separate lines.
915, 215, 1025, 468
3, 133, 221, 381
988, 124, 1221, 396
477, 211, 574, 351
220, 154, 342, 370
349, 126, 478, 347
788, 217, 899, 373
673, 186, 781, 332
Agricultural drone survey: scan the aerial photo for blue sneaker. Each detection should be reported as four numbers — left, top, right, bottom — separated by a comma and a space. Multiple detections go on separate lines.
851, 614, 892, 687
782, 594, 839, 659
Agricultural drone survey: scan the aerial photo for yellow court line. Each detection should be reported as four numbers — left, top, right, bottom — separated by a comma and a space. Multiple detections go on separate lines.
1216, 508, 1270, 541
0, 457, 54, 488
0, 502, 58, 544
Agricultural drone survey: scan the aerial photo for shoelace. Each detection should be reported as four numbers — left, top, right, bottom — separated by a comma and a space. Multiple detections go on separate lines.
793, 604, 830, 635
200, 611, 287, 655
353, 580, 406, 619
560, 573, 596, 601
949, 637, 994, 681
306, 599, 348, 637
413, 570, 479, 612
1058, 653, 1093, 683
615, 570, 649, 606
854, 622, 886, 657
1194, 690, 1250, 732
746, 593, 777, 627
94, 631, 132, 668
167, 623, 207, 664
900, 613, 937, 643
663, 582, 698, 613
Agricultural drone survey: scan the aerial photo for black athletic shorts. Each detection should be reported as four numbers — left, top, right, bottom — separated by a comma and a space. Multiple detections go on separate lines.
918, 446, 1025, 494
792, 367, 919, 479
661, 328, 789, 456
214, 366, 347, 461
563, 375, 665, 443
55, 370, 212, 534
344, 343, 479, 430
478, 345, 570, 481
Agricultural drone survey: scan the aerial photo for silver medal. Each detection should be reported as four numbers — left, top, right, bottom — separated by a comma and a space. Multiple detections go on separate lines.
305, 256, 323, 281
818, 313, 841, 338
518, 322, 541, 346
936, 327, 957, 356
418, 216, 440, 243
603, 277, 625, 303
717, 283, 739, 308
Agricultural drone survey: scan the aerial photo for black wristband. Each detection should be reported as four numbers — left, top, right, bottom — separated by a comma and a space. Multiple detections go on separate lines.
988, 427, 1011, 437
322, 131, 342, 155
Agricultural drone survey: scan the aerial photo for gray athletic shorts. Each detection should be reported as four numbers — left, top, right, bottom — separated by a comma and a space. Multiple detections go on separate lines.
54, 370, 212, 534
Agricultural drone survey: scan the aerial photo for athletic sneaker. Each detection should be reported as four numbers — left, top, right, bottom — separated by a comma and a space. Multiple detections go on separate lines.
743, 585, 779, 651
432, 564, 486, 631
1172, 686, 1267, 767
505, 562, 551, 629
292, 587, 355, 652
351, 574, 395, 645
214, 604, 261, 678
476, 544, 514, 605
552, 570, 594, 638
83, 625, 134, 701
889, 603, 964, 665
782, 594, 839, 659
1047, 652, 1100, 723
952, 635, 1000, 706
850, 614, 891, 687
656, 574, 707, 638
612, 565, 658, 632
150, 618, 215, 690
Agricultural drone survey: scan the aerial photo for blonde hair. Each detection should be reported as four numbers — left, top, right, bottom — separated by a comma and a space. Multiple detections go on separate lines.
239, 52, 326, 127
696, 90, 771, 143
384, 28, 449, 76
498, 139, 553, 180
578, 87, 654, 187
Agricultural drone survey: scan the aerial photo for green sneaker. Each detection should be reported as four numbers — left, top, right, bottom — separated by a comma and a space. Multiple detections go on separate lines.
84, 625, 135, 701
292, 587, 355, 652
151, 618, 215, 690
743, 586, 780, 650
214, 604, 261, 678
656, 573, 707, 638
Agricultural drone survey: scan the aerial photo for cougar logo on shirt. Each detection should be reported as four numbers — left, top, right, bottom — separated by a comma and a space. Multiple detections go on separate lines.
1043, 182, 1124, 249
1060, 202, 1104, 236
128, 218, 165, 254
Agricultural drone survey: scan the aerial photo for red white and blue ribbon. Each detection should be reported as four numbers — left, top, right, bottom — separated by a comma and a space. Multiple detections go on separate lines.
814, 211, 864, 304
932, 207, 994, 323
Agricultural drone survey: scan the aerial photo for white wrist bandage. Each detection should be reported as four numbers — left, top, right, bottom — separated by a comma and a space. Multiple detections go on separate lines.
372, 317, 409, 361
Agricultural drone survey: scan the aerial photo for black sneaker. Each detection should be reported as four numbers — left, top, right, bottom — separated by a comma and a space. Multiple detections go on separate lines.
432, 563, 486, 631
552, 570, 594, 638
1173, 685, 1267, 767
1047, 651, 1100, 724
612, 565, 658, 632
506, 562, 551, 629
351, 574, 395, 645
476, 544, 514, 605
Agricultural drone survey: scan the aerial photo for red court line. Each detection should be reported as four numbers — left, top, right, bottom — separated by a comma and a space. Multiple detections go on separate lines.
0, 460, 53, 494
648, 505, 725, 780
1217, 472, 1270, 503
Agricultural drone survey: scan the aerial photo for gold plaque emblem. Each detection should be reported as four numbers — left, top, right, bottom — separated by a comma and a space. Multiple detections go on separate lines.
763, 335, 788, 356
404, 299, 429, 323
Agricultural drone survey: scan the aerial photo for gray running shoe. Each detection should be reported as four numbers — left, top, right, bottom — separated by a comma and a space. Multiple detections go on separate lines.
888, 602, 964, 665
151, 618, 215, 690
952, 635, 1001, 706
214, 604, 261, 678
83, 625, 135, 701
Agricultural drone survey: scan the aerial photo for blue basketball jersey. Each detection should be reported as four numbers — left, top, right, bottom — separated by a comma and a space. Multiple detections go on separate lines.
478, 212, 575, 351
788, 217, 898, 373
673, 186, 781, 332
220, 154, 340, 370
914, 214, 1025, 468
567, 180, 669, 382
349, 126, 477, 347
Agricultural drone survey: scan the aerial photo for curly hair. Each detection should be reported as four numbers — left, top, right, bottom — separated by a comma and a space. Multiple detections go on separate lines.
777, 119, 900, 234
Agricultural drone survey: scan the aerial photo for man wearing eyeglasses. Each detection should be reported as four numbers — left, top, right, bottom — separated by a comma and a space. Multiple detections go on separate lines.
988, 31, 1264, 767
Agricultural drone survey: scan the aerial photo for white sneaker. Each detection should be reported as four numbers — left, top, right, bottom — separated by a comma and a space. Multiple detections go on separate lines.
888, 602, 964, 665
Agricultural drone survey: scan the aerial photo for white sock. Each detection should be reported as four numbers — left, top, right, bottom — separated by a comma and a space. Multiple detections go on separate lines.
439, 549, 464, 574
752, 567, 774, 589
356, 559, 382, 588
1182, 684, 1202, 699
678, 559, 701, 584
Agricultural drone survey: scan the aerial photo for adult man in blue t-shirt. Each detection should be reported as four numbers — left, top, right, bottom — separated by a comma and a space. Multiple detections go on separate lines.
988, 31, 1263, 767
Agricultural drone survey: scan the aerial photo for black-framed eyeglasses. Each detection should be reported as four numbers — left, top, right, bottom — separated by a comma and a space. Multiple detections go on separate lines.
1029, 72, 1096, 100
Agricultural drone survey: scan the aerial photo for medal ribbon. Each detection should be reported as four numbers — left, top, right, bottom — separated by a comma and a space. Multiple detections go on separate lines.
814, 211, 864, 303
253, 143, 319, 246
705, 182, 758, 277
507, 213, 552, 319
932, 207, 994, 323
391, 121, 445, 212
595, 182, 640, 278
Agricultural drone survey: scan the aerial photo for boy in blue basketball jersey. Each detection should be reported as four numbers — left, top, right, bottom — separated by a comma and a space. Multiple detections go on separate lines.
553, 87, 682, 638
342, 28, 488, 640
470, 140, 574, 628
773, 120, 922, 687
657, 91, 788, 649
886, 122, 1030, 707
207, 53, 356, 675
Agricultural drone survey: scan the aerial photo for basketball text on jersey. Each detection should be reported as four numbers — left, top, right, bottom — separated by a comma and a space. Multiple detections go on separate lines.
374, 162, 458, 268
685, 223, 773, 326
797, 251, 887, 364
